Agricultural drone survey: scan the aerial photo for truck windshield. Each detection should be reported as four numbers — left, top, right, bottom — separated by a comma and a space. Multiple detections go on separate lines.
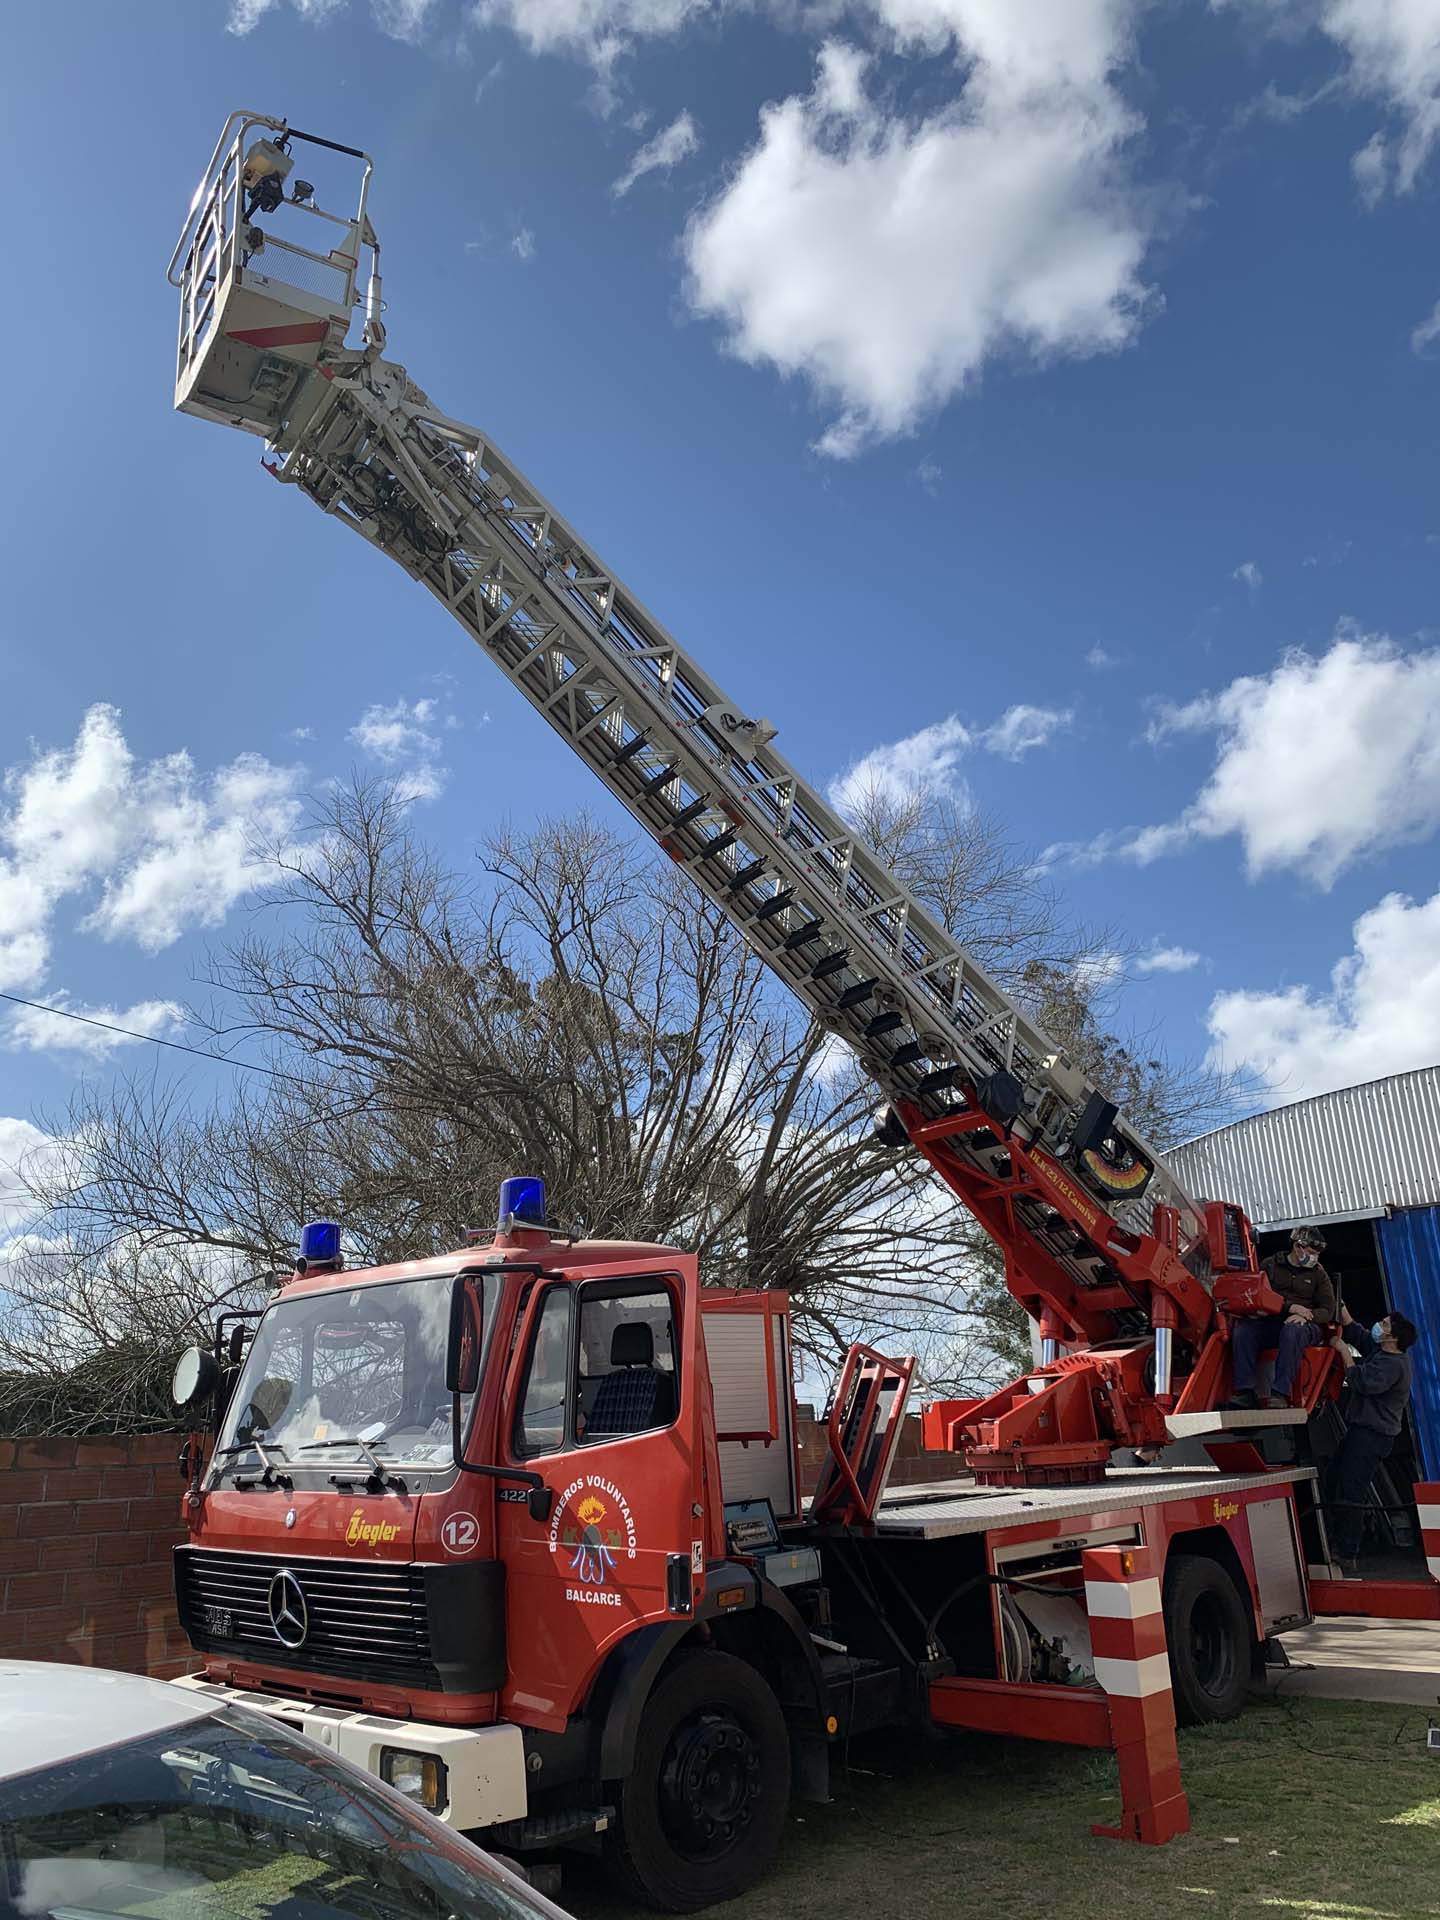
215, 1273, 501, 1474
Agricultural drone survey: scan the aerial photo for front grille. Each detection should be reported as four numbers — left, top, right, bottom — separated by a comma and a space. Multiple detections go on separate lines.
174, 1547, 440, 1693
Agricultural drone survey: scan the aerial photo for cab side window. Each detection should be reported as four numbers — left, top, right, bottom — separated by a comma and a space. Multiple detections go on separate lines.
576, 1286, 678, 1443
515, 1288, 572, 1457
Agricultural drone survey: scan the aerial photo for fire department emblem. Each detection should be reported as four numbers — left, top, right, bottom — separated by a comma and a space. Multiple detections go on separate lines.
549, 1474, 638, 1607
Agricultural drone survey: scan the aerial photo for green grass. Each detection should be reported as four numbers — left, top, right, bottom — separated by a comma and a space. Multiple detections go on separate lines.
567, 1698, 1440, 1920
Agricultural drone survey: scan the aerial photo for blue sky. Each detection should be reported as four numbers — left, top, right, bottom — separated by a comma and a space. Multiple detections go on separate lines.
4, 0, 1440, 1222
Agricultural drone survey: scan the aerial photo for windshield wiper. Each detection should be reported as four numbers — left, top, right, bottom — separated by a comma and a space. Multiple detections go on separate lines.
215, 1435, 292, 1489
297, 1436, 392, 1484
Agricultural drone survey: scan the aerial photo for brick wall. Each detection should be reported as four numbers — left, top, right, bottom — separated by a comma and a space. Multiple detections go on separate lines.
0, 1434, 192, 1678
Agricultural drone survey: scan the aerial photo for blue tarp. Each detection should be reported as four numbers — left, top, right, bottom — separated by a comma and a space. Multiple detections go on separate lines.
1374, 1205, 1440, 1479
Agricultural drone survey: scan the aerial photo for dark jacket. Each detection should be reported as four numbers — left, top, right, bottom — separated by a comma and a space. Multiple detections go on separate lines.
1341, 1320, 1413, 1440
1260, 1252, 1336, 1325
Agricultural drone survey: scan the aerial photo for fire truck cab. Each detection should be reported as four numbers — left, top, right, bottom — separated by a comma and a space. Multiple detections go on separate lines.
172, 1180, 830, 1908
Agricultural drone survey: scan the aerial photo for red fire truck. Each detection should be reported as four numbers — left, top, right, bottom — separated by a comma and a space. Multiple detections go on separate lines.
164, 114, 1440, 1910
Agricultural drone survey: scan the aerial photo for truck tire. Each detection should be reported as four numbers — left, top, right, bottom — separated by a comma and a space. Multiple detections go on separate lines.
608, 1649, 791, 1912
1163, 1552, 1253, 1725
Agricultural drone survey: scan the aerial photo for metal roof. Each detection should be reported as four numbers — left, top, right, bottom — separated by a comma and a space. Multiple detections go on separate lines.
1167, 1063, 1440, 1231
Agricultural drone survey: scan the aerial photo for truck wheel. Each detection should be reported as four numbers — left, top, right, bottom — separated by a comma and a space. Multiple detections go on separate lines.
609, 1649, 790, 1912
1163, 1553, 1253, 1725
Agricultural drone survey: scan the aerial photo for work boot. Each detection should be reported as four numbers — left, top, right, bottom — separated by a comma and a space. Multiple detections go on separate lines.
1224, 1390, 1258, 1411
1265, 1395, 1291, 1411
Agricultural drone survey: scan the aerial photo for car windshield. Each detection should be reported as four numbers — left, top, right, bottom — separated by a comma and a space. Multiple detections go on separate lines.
215, 1273, 501, 1474
0, 1701, 546, 1920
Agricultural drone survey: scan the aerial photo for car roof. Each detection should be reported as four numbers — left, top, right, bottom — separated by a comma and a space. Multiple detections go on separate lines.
0, 1661, 214, 1781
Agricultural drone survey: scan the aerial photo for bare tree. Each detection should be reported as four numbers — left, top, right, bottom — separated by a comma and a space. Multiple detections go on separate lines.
1, 778, 1236, 1429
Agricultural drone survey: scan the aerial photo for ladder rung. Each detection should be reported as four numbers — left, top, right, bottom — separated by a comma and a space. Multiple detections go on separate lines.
729, 860, 767, 891
669, 797, 708, 828
865, 1012, 905, 1038
698, 828, 738, 860
754, 890, 795, 922
642, 764, 679, 795
783, 922, 824, 950
812, 950, 850, 980
613, 733, 648, 764
892, 1043, 924, 1068
918, 1066, 960, 1095
837, 978, 879, 1010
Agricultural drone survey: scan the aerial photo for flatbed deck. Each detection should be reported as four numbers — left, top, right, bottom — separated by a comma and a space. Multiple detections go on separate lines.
867, 1464, 1316, 1542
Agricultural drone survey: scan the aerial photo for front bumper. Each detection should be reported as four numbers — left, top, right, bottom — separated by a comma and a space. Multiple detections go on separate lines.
170, 1674, 528, 1830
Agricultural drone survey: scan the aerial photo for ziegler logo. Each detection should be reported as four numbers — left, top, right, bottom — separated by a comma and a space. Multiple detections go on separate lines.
1213, 1499, 1241, 1522
346, 1508, 402, 1548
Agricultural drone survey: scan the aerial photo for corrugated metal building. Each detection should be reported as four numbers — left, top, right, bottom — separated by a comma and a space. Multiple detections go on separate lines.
1170, 1064, 1440, 1478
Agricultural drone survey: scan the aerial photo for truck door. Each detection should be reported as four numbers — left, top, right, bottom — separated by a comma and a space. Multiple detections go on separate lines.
496, 1266, 702, 1729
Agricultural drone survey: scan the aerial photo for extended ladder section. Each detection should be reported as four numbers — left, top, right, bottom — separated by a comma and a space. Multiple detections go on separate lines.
169, 116, 1273, 1476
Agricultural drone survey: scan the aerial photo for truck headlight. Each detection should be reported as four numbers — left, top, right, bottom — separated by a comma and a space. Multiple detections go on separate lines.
380, 1748, 447, 1812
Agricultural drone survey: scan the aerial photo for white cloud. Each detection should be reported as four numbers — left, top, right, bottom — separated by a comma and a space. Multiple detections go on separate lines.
1220, 0, 1440, 201
1207, 887, 1440, 1101
371, 0, 440, 38
1073, 950, 1125, 992
1232, 558, 1264, 594
807, 1031, 859, 1088
0, 1117, 56, 1237
512, 227, 537, 261
1136, 944, 1202, 974
913, 457, 943, 495
1412, 296, 1440, 355
980, 703, 1073, 759
349, 696, 448, 803
3, 995, 185, 1060
289, 726, 316, 742
613, 109, 700, 196
685, 6, 1157, 454
1140, 629, 1440, 884
470, 0, 709, 72
0, 705, 302, 990
830, 698, 1070, 808
830, 715, 972, 810
227, 0, 343, 32
1086, 644, 1121, 669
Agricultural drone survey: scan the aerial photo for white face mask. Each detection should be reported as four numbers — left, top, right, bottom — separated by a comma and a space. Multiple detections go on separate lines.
1371, 1321, 1387, 1344
1292, 1248, 1317, 1268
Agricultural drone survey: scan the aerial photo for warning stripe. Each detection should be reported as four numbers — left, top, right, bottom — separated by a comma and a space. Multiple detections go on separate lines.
1418, 1486, 1440, 1583
1086, 1575, 1162, 1620
1093, 1650, 1173, 1698
1081, 1543, 1190, 1843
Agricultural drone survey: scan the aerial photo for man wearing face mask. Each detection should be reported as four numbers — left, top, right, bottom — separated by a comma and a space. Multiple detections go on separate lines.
1227, 1226, 1335, 1411
1326, 1305, 1419, 1571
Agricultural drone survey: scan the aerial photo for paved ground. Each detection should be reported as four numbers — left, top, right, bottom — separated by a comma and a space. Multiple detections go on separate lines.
1271, 1614, 1440, 1706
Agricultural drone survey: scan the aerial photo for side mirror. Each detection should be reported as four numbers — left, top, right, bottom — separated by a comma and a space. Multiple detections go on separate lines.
172, 1345, 221, 1411
446, 1276, 482, 1395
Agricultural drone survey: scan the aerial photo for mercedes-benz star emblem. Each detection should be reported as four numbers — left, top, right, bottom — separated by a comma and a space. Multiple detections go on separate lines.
268, 1567, 309, 1649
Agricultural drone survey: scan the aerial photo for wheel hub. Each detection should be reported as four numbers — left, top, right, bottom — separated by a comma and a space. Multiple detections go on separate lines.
657, 1709, 763, 1858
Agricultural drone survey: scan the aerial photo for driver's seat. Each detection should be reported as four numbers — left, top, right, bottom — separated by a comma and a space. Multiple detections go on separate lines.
586, 1323, 671, 1436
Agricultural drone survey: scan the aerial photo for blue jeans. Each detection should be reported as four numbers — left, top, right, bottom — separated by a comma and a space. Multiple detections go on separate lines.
1232, 1314, 1324, 1395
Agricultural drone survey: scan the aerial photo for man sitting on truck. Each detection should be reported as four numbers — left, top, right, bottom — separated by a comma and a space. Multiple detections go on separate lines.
1326, 1304, 1419, 1571
1227, 1226, 1335, 1410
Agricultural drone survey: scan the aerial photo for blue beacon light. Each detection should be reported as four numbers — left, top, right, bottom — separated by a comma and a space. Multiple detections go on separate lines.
498, 1177, 547, 1230
299, 1220, 342, 1267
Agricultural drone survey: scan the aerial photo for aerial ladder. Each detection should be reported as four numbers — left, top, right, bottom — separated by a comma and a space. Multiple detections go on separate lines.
169, 114, 1331, 1489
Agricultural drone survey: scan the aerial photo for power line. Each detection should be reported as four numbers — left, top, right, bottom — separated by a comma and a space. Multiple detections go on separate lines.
0, 991, 313, 1089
